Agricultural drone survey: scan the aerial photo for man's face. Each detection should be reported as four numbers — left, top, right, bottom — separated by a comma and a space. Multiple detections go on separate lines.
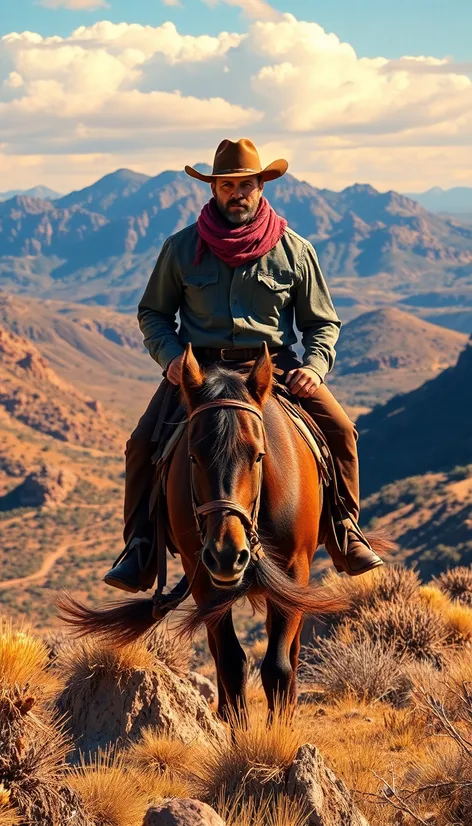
211, 175, 263, 225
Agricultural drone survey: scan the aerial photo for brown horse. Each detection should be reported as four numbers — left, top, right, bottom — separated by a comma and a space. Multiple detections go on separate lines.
60, 344, 380, 718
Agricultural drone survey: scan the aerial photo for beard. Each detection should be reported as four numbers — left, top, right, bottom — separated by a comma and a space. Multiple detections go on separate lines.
215, 192, 262, 225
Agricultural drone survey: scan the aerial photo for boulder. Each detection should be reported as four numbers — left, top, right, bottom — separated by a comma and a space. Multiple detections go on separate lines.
287, 744, 370, 826
58, 657, 225, 757
188, 671, 217, 704
144, 799, 225, 826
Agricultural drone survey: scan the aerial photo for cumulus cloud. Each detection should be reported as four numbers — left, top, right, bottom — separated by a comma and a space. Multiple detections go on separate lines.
0, 11, 472, 191
203, 0, 281, 21
40, 0, 109, 9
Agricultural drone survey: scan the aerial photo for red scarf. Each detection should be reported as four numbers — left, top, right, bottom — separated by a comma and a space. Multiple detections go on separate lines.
194, 196, 287, 268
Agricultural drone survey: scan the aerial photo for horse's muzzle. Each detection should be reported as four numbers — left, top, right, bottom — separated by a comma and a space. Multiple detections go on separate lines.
201, 544, 250, 585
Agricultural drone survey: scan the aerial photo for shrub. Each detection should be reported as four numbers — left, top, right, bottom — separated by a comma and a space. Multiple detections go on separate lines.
144, 628, 191, 677
356, 600, 449, 666
434, 566, 472, 607
127, 728, 199, 786
68, 749, 150, 826
300, 634, 405, 704
0, 619, 58, 700
218, 789, 309, 826
198, 704, 304, 810
443, 602, 472, 647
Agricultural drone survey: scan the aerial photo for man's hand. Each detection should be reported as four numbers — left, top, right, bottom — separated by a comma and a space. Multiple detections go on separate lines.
166, 354, 184, 386
286, 366, 321, 398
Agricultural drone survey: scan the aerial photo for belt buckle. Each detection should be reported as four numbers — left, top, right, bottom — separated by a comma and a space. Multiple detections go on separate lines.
220, 348, 233, 361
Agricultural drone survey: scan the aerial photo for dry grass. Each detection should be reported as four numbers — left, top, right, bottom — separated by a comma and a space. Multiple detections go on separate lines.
356, 600, 449, 665
0, 618, 58, 698
417, 583, 451, 612
301, 634, 405, 704
68, 749, 151, 826
321, 564, 421, 624
145, 627, 192, 677
0, 785, 19, 826
55, 636, 158, 707
443, 601, 472, 646
217, 789, 310, 826
434, 565, 472, 606
127, 728, 201, 783
198, 703, 305, 809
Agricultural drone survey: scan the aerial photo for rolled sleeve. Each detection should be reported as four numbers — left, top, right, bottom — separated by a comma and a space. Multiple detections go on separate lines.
137, 239, 185, 370
294, 242, 341, 381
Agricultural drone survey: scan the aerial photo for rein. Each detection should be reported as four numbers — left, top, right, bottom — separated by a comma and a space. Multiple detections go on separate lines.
188, 399, 266, 563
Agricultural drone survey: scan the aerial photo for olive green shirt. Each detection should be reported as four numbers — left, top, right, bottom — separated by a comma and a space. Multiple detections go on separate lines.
138, 222, 341, 381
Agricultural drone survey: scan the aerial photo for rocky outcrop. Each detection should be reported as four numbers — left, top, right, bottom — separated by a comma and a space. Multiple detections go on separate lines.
188, 672, 217, 705
1, 464, 77, 509
144, 799, 225, 826
58, 657, 225, 758
287, 745, 369, 826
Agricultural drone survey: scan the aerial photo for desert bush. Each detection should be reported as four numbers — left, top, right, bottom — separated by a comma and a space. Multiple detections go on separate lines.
127, 727, 199, 785
144, 627, 191, 677
356, 600, 449, 666
320, 564, 421, 626
217, 788, 309, 826
300, 634, 405, 704
417, 584, 451, 612
434, 565, 472, 607
0, 784, 20, 826
198, 703, 304, 810
0, 618, 58, 699
68, 749, 150, 826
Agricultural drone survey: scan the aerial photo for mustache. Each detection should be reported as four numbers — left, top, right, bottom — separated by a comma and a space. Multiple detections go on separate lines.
228, 200, 249, 208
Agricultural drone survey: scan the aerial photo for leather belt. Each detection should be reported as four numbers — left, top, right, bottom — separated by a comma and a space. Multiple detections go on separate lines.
193, 345, 288, 362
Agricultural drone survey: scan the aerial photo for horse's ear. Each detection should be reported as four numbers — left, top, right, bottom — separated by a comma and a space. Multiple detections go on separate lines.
181, 343, 204, 410
246, 342, 273, 406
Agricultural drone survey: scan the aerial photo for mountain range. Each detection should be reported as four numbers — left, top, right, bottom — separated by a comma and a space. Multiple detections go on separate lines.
0, 186, 62, 203
0, 166, 471, 332
406, 186, 472, 216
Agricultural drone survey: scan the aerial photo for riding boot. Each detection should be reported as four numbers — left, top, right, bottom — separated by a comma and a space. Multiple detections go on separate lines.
325, 518, 384, 577
103, 535, 156, 593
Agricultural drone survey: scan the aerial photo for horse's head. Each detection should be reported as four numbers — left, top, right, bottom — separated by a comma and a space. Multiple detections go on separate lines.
181, 343, 273, 589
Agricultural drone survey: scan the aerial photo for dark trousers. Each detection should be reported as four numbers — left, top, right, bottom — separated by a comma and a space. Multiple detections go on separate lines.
123, 349, 359, 545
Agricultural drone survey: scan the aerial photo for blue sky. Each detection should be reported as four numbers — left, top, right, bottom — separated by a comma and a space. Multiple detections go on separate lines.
1, 0, 471, 193
3, 0, 472, 61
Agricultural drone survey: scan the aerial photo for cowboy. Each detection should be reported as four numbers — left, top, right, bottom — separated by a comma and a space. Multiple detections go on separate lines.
103, 138, 383, 593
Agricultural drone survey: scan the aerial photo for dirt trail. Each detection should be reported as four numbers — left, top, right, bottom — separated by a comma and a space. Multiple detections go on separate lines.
0, 542, 70, 591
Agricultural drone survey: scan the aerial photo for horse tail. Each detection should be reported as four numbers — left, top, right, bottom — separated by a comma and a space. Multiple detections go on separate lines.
254, 555, 349, 617
365, 529, 398, 556
56, 593, 158, 645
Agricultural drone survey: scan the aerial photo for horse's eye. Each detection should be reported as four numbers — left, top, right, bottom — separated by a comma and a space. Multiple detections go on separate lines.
255, 453, 265, 463
189, 455, 197, 464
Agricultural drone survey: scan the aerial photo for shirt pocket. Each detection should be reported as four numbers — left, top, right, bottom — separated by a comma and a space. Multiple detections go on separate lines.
183, 270, 219, 316
252, 270, 294, 319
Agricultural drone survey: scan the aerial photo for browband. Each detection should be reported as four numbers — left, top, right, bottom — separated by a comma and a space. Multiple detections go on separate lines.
189, 399, 264, 422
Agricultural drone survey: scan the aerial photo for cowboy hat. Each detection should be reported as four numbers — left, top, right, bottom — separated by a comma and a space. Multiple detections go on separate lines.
185, 138, 288, 183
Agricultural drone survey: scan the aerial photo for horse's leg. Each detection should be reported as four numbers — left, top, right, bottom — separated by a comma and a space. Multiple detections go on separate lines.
207, 612, 248, 723
206, 627, 229, 718
261, 603, 304, 715
289, 616, 305, 672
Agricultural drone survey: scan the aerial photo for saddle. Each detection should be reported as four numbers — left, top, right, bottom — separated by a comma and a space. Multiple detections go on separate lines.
146, 380, 355, 612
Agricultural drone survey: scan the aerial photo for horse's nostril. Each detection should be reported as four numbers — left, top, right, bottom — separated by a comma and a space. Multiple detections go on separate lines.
236, 549, 250, 570
202, 546, 218, 573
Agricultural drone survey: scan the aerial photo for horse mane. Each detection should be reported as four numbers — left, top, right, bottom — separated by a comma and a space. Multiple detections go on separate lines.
196, 366, 254, 465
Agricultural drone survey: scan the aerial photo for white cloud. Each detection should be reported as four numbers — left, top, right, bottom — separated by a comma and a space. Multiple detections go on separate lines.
1, 12, 472, 191
40, 0, 109, 9
162, 0, 182, 6
211, 0, 281, 22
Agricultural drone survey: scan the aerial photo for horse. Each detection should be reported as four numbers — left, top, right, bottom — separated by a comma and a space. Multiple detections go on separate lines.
59, 343, 385, 719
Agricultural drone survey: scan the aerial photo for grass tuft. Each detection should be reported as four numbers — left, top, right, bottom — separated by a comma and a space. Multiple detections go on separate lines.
68, 748, 151, 826
356, 600, 449, 665
198, 703, 304, 810
434, 565, 472, 607
0, 619, 58, 699
127, 727, 200, 784
217, 788, 309, 826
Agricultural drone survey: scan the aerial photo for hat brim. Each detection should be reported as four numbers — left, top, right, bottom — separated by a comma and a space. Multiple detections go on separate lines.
185, 158, 288, 184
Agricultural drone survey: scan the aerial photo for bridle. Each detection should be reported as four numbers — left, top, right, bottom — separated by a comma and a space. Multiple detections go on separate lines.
188, 399, 266, 563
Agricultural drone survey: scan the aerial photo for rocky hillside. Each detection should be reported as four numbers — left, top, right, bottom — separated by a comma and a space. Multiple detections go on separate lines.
358, 334, 472, 495
328, 307, 468, 408
1, 168, 471, 320
0, 292, 160, 424
0, 324, 125, 450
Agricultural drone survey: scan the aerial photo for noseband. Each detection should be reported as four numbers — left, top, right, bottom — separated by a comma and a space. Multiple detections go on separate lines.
188, 399, 265, 563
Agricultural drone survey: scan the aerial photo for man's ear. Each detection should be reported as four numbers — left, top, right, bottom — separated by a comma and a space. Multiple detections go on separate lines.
246, 342, 273, 406
181, 344, 205, 410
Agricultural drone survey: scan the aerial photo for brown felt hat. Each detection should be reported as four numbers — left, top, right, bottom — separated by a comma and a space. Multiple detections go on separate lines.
185, 138, 288, 183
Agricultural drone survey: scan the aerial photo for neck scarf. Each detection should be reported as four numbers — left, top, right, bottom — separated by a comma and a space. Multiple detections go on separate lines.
194, 196, 287, 268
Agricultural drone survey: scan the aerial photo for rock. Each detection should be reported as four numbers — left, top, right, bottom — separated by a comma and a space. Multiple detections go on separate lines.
58, 653, 225, 757
144, 799, 225, 826
0, 463, 77, 509
287, 744, 370, 826
188, 671, 217, 704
